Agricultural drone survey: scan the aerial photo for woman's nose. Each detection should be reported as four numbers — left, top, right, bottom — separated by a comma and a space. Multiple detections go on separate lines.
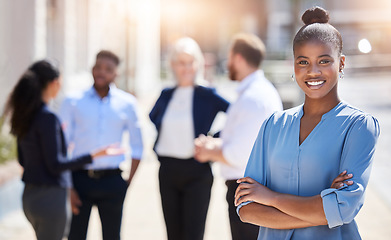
307, 64, 321, 76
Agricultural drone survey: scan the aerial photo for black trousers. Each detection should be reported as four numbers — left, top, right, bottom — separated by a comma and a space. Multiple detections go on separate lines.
226, 180, 259, 240
68, 171, 128, 240
158, 156, 213, 240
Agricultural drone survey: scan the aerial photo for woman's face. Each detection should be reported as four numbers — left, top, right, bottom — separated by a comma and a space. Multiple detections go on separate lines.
172, 52, 197, 87
294, 40, 345, 101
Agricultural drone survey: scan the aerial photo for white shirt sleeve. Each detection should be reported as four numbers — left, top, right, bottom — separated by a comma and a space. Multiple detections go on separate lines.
222, 100, 270, 169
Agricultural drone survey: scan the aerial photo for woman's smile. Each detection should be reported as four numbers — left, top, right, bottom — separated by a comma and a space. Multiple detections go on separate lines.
305, 79, 326, 89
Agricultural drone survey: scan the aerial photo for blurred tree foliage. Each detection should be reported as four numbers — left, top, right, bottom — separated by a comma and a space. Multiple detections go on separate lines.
0, 115, 17, 165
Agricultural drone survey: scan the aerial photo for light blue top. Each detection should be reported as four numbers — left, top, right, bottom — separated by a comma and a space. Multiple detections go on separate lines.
238, 102, 380, 240
59, 86, 143, 170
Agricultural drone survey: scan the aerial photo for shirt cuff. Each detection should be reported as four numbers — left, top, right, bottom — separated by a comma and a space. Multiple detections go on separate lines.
320, 186, 347, 228
236, 201, 253, 217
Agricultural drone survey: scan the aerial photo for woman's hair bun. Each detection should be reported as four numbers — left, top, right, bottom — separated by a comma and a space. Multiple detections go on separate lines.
302, 6, 329, 25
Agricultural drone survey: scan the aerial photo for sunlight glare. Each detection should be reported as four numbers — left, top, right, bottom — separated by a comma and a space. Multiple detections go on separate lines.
358, 39, 372, 54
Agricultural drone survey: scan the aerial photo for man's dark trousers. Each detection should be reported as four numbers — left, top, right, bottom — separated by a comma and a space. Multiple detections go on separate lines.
68, 170, 128, 240
226, 180, 259, 240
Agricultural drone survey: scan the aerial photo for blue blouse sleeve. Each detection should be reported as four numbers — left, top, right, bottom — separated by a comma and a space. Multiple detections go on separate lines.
243, 116, 273, 184
237, 113, 274, 214
321, 114, 380, 228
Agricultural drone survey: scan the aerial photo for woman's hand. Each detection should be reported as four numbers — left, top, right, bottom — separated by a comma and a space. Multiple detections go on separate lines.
194, 134, 210, 163
330, 170, 353, 189
194, 134, 223, 163
91, 143, 126, 160
235, 177, 276, 207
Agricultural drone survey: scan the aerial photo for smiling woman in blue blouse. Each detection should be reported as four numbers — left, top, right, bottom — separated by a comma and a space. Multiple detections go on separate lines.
235, 7, 380, 240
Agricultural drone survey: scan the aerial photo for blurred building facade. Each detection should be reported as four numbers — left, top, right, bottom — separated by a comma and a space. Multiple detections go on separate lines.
267, 0, 391, 56
160, 0, 391, 81
0, 0, 160, 111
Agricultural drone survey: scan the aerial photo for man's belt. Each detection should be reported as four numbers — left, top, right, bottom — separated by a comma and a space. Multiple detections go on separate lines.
80, 169, 122, 179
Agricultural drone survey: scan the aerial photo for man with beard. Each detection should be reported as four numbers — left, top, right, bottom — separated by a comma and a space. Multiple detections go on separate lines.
59, 50, 143, 240
194, 33, 282, 240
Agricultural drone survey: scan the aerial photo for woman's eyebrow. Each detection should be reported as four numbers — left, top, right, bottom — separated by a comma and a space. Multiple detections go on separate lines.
296, 54, 332, 60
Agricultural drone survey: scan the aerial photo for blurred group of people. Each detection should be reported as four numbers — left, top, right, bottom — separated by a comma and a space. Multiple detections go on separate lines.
4, 6, 379, 240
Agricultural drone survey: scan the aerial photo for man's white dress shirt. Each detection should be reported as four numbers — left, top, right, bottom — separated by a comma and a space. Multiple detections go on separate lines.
220, 70, 283, 180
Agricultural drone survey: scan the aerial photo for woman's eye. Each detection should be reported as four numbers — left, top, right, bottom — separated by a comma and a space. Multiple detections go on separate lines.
298, 60, 308, 65
320, 59, 330, 64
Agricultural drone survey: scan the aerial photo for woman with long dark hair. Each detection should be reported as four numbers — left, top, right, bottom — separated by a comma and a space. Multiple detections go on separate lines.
235, 7, 380, 240
5, 60, 122, 240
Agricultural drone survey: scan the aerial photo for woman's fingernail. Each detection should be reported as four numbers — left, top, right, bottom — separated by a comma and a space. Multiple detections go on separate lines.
348, 174, 353, 177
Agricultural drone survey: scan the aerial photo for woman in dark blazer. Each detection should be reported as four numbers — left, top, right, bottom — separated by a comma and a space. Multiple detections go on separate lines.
149, 37, 229, 240
5, 60, 122, 240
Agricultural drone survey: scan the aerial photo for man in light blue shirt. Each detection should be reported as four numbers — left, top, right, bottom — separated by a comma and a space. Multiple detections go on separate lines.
59, 50, 143, 240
